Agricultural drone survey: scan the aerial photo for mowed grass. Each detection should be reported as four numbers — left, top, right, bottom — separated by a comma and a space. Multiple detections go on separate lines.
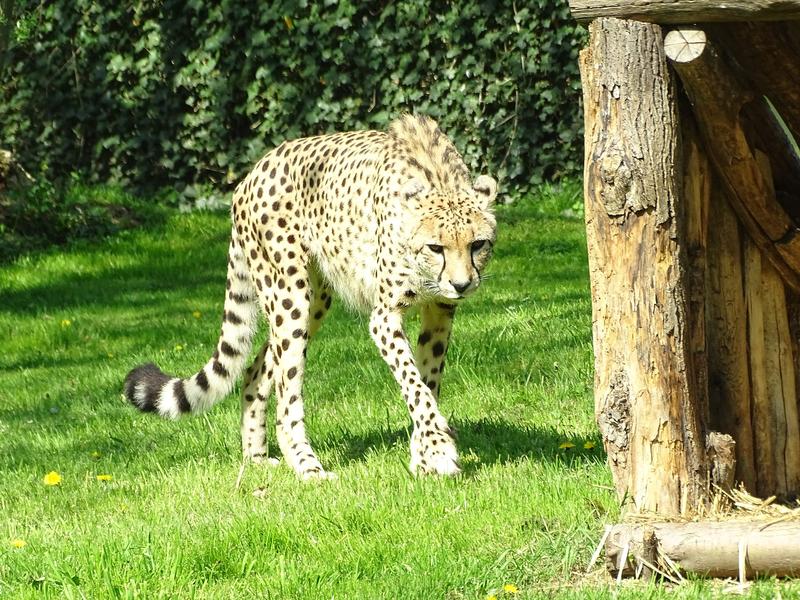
1, 193, 797, 599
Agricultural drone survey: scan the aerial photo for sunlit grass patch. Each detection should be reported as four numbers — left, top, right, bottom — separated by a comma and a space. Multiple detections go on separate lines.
3, 187, 797, 598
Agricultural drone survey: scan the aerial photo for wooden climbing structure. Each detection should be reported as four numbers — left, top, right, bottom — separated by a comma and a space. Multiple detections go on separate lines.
569, 0, 800, 517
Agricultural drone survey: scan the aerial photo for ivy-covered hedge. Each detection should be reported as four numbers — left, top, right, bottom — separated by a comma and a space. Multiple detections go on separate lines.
1, 1, 585, 197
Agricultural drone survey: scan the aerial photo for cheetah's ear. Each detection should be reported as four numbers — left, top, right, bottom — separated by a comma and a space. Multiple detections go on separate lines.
473, 175, 497, 209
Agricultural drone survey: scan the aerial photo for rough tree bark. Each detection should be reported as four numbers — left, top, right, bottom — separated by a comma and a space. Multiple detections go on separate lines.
580, 18, 708, 516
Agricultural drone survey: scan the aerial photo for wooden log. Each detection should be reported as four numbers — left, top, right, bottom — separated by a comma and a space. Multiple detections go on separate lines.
682, 108, 711, 429
606, 521, 800, 579
581, 18, 708, 516
569, 0, 800, 24
745, 235, 779, 495
710, 22, 800, 149
743, 153, 800, 497
739, 102, 800, 224
788, 294, 800, 477
665, 29, 800, 293
705, 183, 757, 491
761, 259, 800, 495
709, 22, 800, 223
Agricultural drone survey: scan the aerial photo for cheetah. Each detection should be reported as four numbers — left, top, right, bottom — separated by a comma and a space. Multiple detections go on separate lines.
124, 114, 497, 479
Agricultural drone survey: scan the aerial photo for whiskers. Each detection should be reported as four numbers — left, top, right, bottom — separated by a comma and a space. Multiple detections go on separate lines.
422, 280, 441, 295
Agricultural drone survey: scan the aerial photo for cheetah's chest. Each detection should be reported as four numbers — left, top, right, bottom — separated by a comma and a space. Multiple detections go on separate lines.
304, 190, 383, 312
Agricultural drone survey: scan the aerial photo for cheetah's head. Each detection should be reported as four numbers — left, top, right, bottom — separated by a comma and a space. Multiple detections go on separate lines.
406, 175, 498, 301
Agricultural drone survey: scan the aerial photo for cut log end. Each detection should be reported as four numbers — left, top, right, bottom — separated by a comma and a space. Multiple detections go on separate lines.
664, 29, 707, 63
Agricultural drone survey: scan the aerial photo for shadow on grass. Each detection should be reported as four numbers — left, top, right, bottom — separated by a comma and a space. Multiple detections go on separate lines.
0, 392, 602, 478
0, 214, 230, 317
322, 417, 604, 472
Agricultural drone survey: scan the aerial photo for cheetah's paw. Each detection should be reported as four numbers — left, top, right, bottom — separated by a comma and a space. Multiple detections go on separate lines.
409, 427, 461, 476
300, 468, 338, 482
250, 455, 281, 467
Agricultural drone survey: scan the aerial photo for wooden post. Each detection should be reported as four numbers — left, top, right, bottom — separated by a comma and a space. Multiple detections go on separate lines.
580, 18, 708, 516
573, 0, 800, 579
682, 111, 711, 431
745, 156, 800, 496
705, 184, 757, 490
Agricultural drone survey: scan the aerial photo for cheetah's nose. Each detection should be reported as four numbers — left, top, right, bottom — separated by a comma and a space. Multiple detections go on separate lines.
451, 279, 472, 294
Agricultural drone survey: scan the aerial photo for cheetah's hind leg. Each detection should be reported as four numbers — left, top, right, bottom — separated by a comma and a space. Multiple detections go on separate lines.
240, 342, 279, 465
249, 253, 336, 480
240, 265, 334, 472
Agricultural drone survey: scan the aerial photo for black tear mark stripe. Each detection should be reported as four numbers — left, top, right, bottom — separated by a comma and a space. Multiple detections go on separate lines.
437, 254, 446, 284
436, 302, 457, 315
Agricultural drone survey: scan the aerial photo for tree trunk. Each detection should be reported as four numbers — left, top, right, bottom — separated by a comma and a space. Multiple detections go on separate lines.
580, 18, 708, 516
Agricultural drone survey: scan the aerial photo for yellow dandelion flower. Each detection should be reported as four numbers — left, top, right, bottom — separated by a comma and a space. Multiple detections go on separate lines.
192, 310, 202, 319
91, 450, 102, 459
558, 441, 576, 450
11, 538, 26, 548
503, 583, 519, 594
60, 319, 72, 328
174, 344, 184, 352
43, 471, 62, 486
486, 595, 498, 600
96, 474, 113, 482
583, 441, 596, 450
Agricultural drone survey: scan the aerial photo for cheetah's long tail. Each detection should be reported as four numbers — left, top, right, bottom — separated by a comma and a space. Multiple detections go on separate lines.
123, 234, 260, 418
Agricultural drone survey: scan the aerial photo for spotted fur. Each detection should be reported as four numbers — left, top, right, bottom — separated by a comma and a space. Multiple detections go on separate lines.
124, 114, 497, 479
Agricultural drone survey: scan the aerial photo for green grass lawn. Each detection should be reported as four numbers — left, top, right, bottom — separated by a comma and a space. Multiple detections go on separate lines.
1, 193, 797, 599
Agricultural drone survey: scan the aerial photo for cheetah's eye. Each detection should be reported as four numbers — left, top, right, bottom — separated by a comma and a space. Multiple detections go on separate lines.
427, 244, 444, 254
471, 240, 488, 252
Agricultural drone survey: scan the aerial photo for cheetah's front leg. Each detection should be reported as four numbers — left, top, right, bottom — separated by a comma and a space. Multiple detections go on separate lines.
369, 306, 459, 475
415, 302, 456, 400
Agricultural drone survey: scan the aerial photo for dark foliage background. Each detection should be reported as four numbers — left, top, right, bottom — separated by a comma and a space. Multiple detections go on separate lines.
0, 0, 585, 197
